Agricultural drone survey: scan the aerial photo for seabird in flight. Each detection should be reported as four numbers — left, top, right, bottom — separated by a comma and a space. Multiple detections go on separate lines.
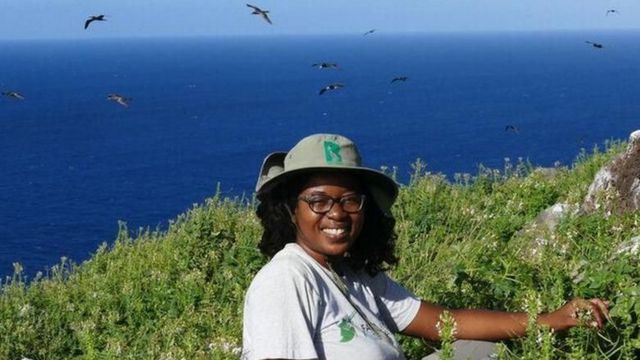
246, 4, 272, 24
107, 94, 131, 107
2, 91, 25, 100
319, 83, 344, 95
505, 125, 520, 134
606, 9, 619, 16
85, 15, 106, 30
363, 29, 376, 36
391, 76, 408, 84
585, 41, 604, 49
312, 63, 338, 69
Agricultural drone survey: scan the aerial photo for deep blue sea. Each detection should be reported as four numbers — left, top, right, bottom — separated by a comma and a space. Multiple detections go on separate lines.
1, 31, 639, 279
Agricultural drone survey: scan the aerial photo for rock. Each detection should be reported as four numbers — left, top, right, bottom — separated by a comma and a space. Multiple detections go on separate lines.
519, 203, 579, 237
614, 235, 640, 257
532, 203, 579, 232
422, 340, 497, 360
582, 130, 640, 215
518, 203, 578, 259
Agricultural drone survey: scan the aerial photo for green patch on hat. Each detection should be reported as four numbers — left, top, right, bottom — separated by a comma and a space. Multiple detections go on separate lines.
323, 140, 343, 165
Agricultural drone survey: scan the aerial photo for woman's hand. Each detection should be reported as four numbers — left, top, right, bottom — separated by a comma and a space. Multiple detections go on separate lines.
539, 298, 610, 332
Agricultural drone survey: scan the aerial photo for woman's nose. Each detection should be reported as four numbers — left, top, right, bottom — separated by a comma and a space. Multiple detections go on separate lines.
326, 201, 348, 219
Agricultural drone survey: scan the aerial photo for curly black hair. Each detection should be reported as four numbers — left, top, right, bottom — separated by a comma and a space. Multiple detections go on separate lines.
255, 171, 398, 276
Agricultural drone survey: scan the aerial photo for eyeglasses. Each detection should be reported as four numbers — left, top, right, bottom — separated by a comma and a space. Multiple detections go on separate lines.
298, 194, 366, 214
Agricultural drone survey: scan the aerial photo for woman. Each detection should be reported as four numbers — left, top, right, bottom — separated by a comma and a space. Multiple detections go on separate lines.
242, 133, 609, 360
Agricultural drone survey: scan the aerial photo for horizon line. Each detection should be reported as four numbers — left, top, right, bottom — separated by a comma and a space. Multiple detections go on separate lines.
1, 27, 640, 42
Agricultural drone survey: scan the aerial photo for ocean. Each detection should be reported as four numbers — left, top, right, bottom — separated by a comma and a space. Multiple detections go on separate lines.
1, 31, 639, 279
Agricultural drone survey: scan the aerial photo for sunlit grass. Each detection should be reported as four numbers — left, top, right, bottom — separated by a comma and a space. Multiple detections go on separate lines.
1, 140, 638, 359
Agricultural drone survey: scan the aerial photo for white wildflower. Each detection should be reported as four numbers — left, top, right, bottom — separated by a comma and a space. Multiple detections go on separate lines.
435, 311, 458, 339
523, 291, 543, 316
18, 303, 31, 317
209, 340, 242, 355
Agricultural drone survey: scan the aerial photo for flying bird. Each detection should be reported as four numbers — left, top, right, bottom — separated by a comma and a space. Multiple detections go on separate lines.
606, 9, 619, 16
246, 4, 272, 24
363, 29, 376, 36
505, 125, 520, 134
312, 63, 338, 69
391, 76, 408, 84
585, 41, 604, 49
107, 94, 131, 107
85, 15, 106, 30
319, 83, 344, 95
2, 91, 24, 100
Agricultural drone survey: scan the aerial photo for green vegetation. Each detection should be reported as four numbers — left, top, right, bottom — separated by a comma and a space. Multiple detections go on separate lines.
2, 141, 639, 359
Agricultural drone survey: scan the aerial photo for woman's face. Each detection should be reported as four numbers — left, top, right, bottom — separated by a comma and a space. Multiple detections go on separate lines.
293, 173, 365, 267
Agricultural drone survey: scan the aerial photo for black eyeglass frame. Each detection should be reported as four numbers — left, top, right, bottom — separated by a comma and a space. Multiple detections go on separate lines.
297, 194, 366, 214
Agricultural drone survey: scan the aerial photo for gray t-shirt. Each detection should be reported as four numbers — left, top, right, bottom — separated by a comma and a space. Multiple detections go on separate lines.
242, 243, 421, 360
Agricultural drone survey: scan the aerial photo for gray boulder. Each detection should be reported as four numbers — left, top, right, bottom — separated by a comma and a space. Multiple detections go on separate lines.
614, 235, 640, 258
531, 203, 579, 233
519, 203, 578, 259
582, 130, 640, 215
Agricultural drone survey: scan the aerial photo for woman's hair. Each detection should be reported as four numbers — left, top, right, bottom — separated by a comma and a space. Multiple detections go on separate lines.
255, 172, 398, 276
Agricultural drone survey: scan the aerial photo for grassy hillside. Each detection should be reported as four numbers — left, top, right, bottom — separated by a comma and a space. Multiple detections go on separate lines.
1, 141, 639, 359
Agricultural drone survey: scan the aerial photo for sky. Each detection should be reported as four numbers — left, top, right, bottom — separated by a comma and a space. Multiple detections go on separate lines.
0, 0, 639, 40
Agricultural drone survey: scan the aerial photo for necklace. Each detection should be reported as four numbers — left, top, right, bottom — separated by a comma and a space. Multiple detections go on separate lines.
325, 261, 397, 347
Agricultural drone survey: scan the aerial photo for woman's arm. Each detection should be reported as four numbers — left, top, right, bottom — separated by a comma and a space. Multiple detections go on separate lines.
401, 298, 609, 341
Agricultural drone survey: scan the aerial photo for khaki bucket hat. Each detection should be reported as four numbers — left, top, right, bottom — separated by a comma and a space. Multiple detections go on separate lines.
256, 134, 398, 215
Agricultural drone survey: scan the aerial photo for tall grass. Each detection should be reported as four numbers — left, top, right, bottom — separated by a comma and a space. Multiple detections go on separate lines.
1, 141, 638, 359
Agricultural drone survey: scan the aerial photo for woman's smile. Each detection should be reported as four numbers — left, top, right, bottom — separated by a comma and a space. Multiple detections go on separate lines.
319, 222, 352, 243
321, 227, 348, 237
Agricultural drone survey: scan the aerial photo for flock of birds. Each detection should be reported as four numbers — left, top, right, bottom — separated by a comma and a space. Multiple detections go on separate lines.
241, 3, 404, 96
0, 3, 405, 107
0, 4, 624, 119
3, 10, 129, 109
583, 9, 621, 49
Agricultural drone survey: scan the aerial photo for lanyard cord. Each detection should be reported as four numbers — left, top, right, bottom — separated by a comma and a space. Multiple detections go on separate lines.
325, 261, 397, 347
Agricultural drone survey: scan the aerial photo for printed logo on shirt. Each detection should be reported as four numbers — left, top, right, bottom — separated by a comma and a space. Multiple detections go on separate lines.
338, 312, 356, 342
